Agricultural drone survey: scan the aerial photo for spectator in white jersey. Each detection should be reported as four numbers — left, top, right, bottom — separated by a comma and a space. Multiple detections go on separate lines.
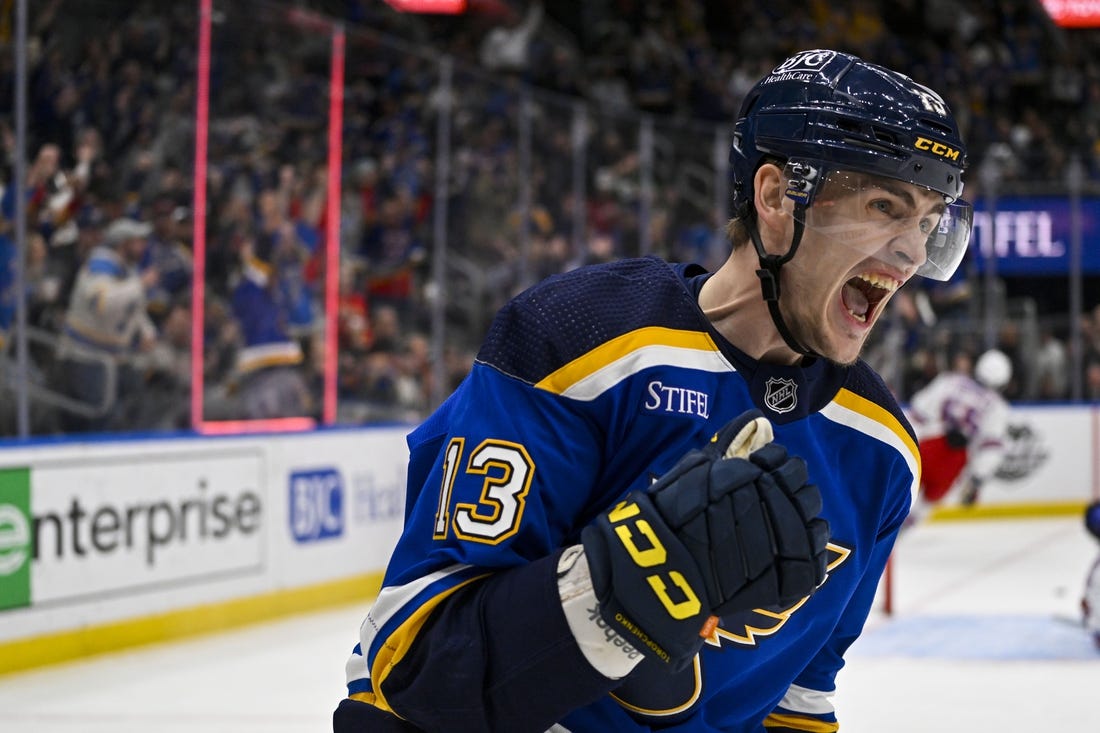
907, 348, 1012, 522
53, 217, 158, 432
1083, 500, 1100, 650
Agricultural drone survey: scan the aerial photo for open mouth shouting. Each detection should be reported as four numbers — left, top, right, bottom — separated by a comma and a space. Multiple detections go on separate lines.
841, 272, 900, 325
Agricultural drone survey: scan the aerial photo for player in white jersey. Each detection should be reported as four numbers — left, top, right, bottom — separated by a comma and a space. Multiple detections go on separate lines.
1084, 501, 1100, 650
907, 349, 1012, 518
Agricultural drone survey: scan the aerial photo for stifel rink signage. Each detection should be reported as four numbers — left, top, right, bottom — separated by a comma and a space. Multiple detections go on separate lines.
968, 197, 1100, 275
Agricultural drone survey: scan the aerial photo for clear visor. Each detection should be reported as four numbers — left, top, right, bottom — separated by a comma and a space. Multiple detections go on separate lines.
782, 163, 973, 282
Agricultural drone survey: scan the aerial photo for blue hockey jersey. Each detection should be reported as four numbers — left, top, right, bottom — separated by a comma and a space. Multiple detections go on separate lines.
340, 257, 919, 732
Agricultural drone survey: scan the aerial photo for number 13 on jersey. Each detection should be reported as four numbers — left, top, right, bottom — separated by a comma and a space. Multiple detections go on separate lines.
433, 437, 534, 545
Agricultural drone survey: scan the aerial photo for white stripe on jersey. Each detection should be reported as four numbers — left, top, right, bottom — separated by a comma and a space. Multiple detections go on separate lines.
353, 563, 474, 682
776, 682, 837, 715
344, 645, 371, 686
820, 400, 920, 500
555, 344, 735, 402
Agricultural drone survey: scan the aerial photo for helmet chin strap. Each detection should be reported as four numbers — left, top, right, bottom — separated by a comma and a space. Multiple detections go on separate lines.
747, 204, 822, 360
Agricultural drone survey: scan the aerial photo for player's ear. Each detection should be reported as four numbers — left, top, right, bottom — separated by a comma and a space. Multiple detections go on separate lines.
753, 163, 788, 249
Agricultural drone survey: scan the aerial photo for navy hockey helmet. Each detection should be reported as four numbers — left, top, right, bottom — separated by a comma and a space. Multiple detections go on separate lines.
731, 49, 971, 281
1086, 500, 1100, 541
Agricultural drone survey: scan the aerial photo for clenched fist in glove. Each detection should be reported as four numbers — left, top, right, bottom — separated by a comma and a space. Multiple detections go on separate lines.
580, 409, 830, 669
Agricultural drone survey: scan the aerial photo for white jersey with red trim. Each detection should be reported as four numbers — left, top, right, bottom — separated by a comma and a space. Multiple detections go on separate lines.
907, 371, 1010, 484
1085, 555, 1100, 644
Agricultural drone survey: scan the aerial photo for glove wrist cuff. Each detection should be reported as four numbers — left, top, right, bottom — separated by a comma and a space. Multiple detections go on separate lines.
557, 545, 645, 679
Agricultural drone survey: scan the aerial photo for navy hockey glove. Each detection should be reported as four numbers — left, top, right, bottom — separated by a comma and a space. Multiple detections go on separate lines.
581, 410, 830, 669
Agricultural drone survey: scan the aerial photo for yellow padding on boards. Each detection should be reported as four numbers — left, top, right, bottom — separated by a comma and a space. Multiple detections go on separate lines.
929, 500, 1089, 522
0, 571, 384, 677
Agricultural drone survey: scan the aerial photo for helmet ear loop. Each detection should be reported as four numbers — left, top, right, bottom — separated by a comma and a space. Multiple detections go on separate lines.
748, 161, 809, 301
747, 203, 818, 359
749, 207, 802, 302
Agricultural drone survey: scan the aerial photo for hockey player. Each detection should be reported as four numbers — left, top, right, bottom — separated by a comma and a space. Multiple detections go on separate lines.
335, 49, 973, 732
1084, 500, 1100, 650
907, 349, 1012, 521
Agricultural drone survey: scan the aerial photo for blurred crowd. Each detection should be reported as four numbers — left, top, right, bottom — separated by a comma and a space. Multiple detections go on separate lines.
1, 0, 1099, 437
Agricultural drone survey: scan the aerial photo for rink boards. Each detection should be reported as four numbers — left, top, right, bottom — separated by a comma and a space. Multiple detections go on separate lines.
0, 426, 410, 675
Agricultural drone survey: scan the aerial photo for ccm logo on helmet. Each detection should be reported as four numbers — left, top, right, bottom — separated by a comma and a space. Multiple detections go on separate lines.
915, 136, 961, 161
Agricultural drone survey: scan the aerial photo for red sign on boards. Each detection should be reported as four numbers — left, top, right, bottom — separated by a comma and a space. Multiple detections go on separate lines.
1039, 0, 1100, 27
383, 0, 468, 13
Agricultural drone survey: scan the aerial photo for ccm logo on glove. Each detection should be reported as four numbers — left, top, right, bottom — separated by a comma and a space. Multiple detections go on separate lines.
607, 500, 702, 621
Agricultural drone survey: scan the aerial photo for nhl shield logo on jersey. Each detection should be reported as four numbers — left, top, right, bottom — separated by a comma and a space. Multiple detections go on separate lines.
764, 377, 798, 414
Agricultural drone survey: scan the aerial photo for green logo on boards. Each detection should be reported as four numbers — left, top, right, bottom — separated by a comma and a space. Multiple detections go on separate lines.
0, 467, 32, 611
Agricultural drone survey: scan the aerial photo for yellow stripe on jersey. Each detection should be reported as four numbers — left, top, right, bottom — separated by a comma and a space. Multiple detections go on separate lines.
367, 574, 490, 715
822, 388, 921, 494
535, 327, 734, 401
763, 712, 840, 731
